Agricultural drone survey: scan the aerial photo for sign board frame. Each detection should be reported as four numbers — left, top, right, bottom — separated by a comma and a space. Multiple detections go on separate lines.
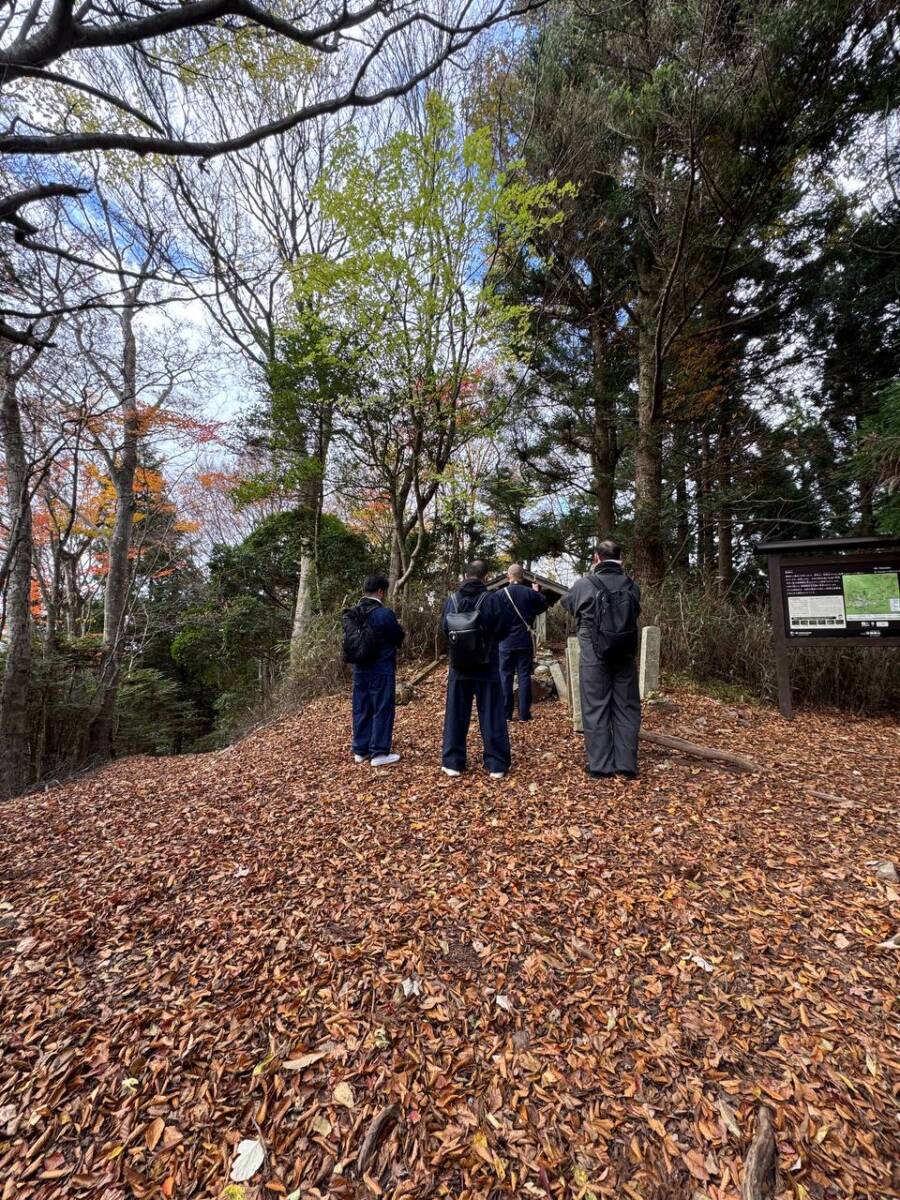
755, 537, 900, 719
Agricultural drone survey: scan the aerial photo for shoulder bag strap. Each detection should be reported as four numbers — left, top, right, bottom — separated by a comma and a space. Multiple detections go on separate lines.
502, 586, 531, 629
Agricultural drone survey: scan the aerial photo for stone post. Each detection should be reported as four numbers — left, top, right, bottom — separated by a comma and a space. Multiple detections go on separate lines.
639, 625, 661, 699
549, 661, 569, 711
566, 636, 583, 732
534, 610, 547, 647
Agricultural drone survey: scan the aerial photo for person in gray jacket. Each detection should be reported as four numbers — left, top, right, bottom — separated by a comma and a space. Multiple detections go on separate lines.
561, 539, 642, 779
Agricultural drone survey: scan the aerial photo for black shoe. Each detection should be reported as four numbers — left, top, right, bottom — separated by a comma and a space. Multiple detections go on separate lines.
616, 770, 638, 780
519, 714, 532, 722
585, 767, 615, 779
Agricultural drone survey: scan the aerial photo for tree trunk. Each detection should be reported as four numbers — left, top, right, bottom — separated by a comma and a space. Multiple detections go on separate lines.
289, 549, 317, 672
0, 348, 34, 800
697, 425, 715, 573
633, 320, 665, 585
87, 299, 139, 759
43, 537, 61, 650
674, 427, 692, 569
858, 481, 875, 536
852, 414, 876, 534
590, 321, 617, 538
716, 405, 733, 594
388, 525, 404, 596
286, 398, 334, 668
448, 510, 462, 585
62, 552, 81, 637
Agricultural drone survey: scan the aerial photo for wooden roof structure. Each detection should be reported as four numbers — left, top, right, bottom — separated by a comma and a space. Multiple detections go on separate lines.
754, 534, 899, 555
485, 567, 569, 605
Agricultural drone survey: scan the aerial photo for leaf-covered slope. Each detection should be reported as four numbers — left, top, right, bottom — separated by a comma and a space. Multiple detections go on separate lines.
1, 681, 898, 1199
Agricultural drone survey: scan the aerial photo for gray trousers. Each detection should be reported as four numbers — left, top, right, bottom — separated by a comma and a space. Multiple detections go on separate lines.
579, 640, 640, 774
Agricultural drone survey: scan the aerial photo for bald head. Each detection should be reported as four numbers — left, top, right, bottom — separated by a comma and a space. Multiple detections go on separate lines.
507, 563, 525, 583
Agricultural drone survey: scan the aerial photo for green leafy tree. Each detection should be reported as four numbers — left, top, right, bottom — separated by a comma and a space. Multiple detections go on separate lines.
171, 509, 372, 739
287, 91, 571, 595
235, 318, 359, 666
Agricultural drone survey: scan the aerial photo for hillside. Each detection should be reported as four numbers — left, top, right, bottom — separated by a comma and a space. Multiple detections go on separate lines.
1, 678, 898, 1200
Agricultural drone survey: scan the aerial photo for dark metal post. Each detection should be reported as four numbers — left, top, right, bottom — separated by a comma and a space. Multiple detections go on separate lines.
767, 552, 793, 719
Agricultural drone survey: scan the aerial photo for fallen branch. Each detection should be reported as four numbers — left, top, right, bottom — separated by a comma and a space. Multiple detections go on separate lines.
355, 1104, 401, 1176
806, 789, 847, 804
405, 658, 446, 687
639, 730, 761, 773
741, 1105, 777, 1200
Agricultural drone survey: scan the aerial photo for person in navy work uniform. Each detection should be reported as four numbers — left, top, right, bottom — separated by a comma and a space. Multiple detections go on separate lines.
498, 563, 549, 722
351, 574, 405, 767
441, 560, 515, 779
562, 540, 642, 779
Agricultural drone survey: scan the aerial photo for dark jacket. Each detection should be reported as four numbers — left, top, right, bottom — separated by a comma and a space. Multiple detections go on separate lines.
561, 563, 642, 658
441, 578, 515, 679
354, 597, 405, 675
498, 581, 550, 652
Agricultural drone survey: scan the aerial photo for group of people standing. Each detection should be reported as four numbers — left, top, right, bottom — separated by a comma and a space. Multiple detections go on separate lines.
346, 541, 641, 781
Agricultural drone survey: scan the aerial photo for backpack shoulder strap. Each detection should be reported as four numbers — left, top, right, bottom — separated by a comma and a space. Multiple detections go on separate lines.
587, 573, 608, 593
474, 591, 488, 611
448, 592, 460, 613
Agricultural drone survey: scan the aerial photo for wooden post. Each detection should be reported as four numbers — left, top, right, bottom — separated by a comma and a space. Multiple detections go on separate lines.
567, 636, 583, 733
766, 552, 793, 719
639, 625, 660, 699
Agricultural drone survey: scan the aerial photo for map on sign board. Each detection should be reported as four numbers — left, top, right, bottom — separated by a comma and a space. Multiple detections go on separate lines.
842, 572, 900, 621
781, 559, 900, 639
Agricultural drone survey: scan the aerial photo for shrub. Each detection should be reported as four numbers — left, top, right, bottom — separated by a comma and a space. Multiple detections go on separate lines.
642, 582, 900, 713
116, 668, 201, 755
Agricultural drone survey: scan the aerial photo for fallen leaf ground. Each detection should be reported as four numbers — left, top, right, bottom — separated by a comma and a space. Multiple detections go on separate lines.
1, 678, 898, 1200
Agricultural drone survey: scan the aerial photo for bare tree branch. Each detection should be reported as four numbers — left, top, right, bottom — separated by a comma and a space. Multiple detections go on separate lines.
0, 182, 89, 238
1, 1, 546, 159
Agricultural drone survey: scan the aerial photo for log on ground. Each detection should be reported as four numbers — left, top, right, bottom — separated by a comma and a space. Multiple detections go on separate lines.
639, 730, 761, 773
741, 1105, 777, 1200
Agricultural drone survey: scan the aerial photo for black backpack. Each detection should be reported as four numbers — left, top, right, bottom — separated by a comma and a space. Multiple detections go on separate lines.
446, 591, 490, 673
588, 574, 640, 662
341, 601, 380, 665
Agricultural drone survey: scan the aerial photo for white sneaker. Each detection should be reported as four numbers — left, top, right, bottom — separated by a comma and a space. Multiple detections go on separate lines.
371, 753, 400, 767
489, 772, 506, 781
353, 754, 368, 764
441, 766, 461, 777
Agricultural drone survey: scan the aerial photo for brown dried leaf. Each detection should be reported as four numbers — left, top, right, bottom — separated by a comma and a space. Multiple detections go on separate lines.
145, 1117, 165, 1151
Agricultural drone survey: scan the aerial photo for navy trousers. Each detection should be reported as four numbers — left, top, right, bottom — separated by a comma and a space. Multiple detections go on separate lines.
441, 671, 511, 773
499, 643, 534, 720
351, 671, 395, 758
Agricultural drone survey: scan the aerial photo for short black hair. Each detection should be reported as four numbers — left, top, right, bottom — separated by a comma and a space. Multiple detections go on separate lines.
464, 560, 488, 580
595, 539, 621, 561
364, 574, 390, 595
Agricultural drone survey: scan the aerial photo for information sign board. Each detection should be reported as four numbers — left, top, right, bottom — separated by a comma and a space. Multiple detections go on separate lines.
781, 558, 900, 639
755, 537, 900, 719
